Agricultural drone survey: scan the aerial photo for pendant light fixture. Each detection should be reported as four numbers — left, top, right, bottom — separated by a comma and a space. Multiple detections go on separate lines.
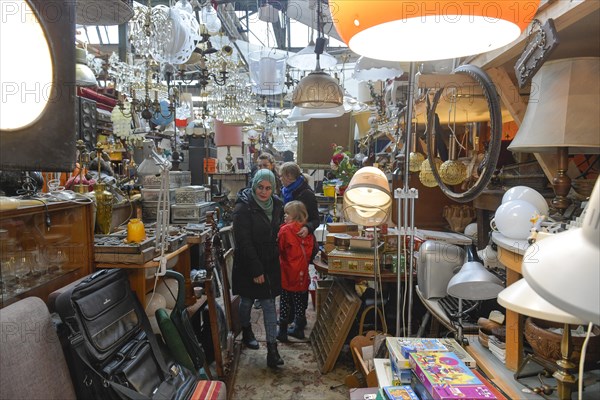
292, 0, 343, 109
328, 0, 541, 61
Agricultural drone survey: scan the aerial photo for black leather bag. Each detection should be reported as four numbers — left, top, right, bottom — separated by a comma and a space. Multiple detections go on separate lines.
56, 269, 199, 400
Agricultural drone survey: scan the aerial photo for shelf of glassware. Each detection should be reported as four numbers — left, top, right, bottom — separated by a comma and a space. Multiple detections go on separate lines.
0, 201, 94, 308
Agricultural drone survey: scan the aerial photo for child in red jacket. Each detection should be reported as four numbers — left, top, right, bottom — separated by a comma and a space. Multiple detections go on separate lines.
277, 200, 314, 341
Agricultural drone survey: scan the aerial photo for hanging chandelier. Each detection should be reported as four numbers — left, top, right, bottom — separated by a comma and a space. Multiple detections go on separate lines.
291, 0, 343, 109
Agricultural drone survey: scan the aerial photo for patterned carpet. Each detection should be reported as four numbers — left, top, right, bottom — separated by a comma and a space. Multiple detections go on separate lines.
231, 300, 355, 400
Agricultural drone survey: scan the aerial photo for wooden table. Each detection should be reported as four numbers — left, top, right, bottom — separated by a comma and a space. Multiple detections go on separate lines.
492, 231, 530, 371
96, 244, 193, 306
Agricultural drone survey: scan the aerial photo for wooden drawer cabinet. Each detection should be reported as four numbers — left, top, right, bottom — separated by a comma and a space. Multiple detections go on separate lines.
0, 202, 94, 308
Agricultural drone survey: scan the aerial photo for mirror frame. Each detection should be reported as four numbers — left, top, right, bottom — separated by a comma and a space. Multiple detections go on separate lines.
0, 0, 76, 172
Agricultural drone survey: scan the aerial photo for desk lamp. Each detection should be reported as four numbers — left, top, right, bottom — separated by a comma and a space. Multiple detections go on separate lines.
522, 177, 600, 326
447, 245, 504, 343
214, 119, 242, 173
343, 166, 392, 331
499, 279, 585, 400
500, 177, 600, 400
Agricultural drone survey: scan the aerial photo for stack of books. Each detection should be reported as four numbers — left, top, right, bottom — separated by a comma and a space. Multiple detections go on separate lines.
488, 336, 506, 363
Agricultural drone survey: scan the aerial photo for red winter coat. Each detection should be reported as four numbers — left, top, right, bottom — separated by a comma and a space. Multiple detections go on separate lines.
278, 221, 314, 292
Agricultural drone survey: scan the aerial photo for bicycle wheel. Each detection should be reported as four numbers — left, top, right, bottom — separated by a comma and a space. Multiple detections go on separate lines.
425, 64, 503, 203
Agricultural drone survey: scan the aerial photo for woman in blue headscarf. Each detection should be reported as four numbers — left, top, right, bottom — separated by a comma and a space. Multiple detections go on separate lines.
232, 169, 284, 368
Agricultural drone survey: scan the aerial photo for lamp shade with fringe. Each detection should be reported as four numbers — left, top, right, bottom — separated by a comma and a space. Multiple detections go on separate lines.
343, 166, 392, 227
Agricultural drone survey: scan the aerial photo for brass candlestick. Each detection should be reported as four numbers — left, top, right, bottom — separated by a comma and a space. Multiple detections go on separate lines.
553, 323, 577, 400
94, 142, 113, 235
73, 140, 90, 194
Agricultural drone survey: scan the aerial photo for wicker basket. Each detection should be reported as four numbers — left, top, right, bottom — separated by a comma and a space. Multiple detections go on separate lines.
524, 318, 600, 368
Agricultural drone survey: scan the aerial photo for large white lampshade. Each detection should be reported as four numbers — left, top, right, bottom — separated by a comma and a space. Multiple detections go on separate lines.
328, 0, 540, 61
343, 167, 392, 227
286, 107, 311, 123
353, 56, 404, 82
286, 43, 337, 70
509, 58, 600, 154
523, 177, 600, 325
498, 279, 584, 325
508, 58, 600, 212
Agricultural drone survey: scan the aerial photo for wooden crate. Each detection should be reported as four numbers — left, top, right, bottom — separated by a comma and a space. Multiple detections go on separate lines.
310, 279, 361, 373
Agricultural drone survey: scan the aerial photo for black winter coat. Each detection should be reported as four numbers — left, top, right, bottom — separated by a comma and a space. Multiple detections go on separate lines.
231, 188, 284, 299
289, 178, 320, 234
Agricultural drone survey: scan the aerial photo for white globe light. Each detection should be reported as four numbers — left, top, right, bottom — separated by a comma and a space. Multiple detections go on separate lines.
502, 186, 549, 216
144, 293, 167, 316
464, 223, 477, 239
494, 200, 540, 240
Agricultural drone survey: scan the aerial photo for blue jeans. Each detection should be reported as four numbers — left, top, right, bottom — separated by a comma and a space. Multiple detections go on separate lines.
239, 296, 277, 344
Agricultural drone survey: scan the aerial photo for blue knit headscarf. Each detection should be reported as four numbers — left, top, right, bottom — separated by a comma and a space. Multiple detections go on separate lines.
251, 169, 276, 221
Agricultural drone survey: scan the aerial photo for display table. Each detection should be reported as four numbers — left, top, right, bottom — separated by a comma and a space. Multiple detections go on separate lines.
95, 230, 211, 306
492, 232, 530, 371
96, 244, 192, 306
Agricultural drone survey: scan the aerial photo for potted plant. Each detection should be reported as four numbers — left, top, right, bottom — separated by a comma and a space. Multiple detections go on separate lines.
328, 144, 358, 194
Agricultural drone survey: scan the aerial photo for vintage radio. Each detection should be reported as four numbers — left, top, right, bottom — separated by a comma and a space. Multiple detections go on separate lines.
171, 201, 217, 223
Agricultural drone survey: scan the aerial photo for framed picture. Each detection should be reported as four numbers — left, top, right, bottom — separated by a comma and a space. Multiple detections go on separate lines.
236, 157, 245, 171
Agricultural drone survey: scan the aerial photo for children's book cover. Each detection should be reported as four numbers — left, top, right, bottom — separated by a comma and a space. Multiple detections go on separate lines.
382, 385, 419, 400
409, 352, 497, 400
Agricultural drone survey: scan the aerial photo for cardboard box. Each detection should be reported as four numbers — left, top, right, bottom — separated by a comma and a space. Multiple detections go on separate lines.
387, 338, 476, 379
409, 352, 496, 400
326, 222, 359, 233
203, 157, 218, 173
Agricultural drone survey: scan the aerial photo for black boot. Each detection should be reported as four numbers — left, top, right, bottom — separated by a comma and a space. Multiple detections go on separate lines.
277, 320, 289, 342
242, 326, 259, 349
267, 342, 283, 368
287, 316, 307, 340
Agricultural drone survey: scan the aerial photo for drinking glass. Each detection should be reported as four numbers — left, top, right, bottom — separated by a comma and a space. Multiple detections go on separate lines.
49, 248, 69, 274
0, 257, 16, 295
14, 253, 33, 293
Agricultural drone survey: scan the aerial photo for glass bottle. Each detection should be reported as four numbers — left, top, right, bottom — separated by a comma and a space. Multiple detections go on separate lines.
127, 218, 146, 243
94, 182, 113, 234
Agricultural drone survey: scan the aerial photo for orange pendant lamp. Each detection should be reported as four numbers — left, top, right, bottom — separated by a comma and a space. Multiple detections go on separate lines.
329, 0, 541, 61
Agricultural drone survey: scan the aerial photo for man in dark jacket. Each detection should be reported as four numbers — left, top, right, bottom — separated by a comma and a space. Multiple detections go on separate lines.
278, 162, 320, 339
232, 169, 284, 368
